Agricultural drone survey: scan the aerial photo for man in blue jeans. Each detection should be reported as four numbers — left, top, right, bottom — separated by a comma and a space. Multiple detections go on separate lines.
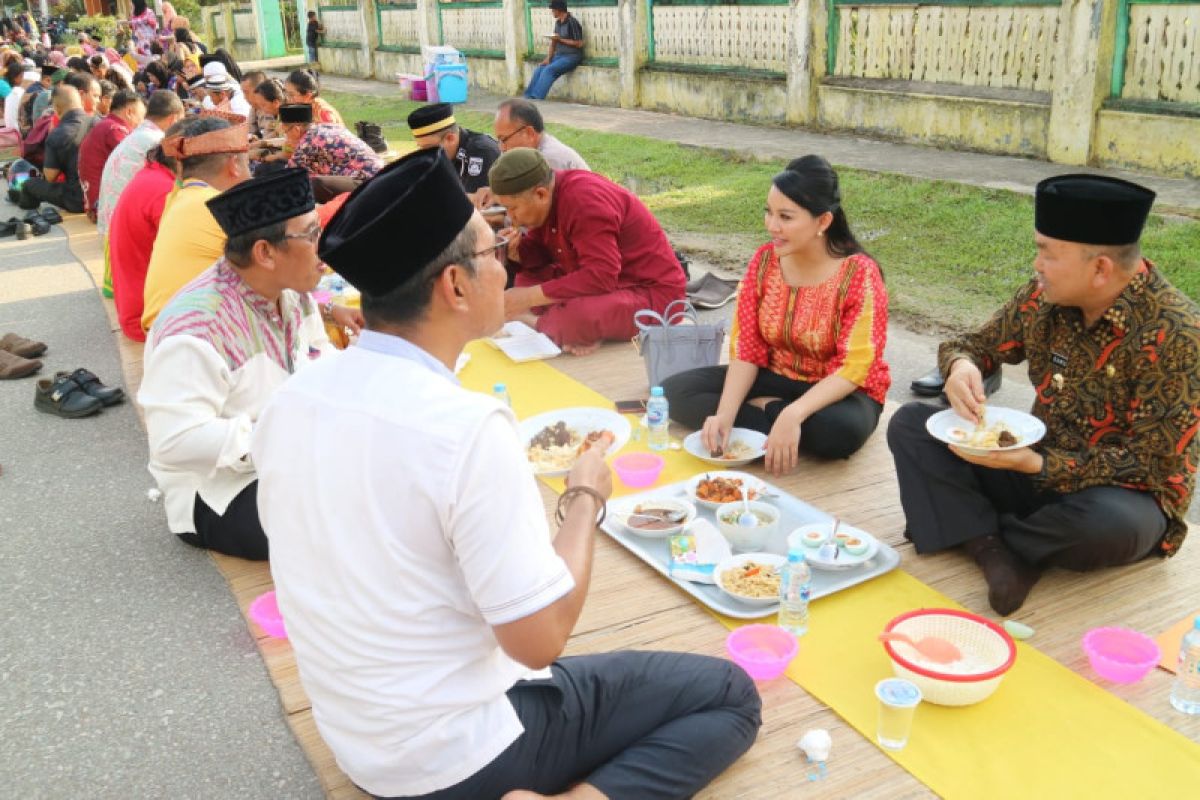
525, 0, 584, 100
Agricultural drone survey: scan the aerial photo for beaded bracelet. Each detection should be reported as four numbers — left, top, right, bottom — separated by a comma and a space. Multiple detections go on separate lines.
555, 485, 607, 526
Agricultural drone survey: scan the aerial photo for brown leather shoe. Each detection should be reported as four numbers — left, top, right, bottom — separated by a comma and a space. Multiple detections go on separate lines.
0, 332, 48, 359
963, 535, 1041, 616
0, 349, 42, 379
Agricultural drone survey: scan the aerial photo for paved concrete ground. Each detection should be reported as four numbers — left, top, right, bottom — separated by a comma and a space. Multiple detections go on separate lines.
0, 194, 321, 798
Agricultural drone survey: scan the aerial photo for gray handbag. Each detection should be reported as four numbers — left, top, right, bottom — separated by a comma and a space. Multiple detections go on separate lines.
634, 300, 727, 388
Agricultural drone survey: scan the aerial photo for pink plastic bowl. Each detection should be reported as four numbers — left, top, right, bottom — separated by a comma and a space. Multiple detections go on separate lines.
612, 452, 665, 488
1082, 626, 1159, 684
726, 624, 798, 681
249, 591, 288, 639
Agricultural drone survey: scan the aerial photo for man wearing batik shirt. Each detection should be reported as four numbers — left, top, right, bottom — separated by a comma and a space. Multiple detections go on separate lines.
280, 102, 381, 202
888, 175, 1200, 616
138, 168, 332, 560
490, 148, 686, 355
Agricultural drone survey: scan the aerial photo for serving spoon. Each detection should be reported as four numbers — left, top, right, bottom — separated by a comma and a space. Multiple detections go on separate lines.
878, 631, 964, 664
737, 486, 757, 528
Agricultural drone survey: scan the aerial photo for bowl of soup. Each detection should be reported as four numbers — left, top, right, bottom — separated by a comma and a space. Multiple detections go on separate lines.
715, 500, 780, 553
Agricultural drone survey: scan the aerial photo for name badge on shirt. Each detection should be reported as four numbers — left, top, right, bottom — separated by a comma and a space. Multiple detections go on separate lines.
467, 156, 483, 177
1050, 351, 1068, 369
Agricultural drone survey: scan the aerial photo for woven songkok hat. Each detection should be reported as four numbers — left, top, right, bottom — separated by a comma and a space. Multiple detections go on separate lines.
206, 167, 315, 239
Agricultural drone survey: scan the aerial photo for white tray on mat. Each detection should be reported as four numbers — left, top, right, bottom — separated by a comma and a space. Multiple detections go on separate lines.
599, 476, 901, 619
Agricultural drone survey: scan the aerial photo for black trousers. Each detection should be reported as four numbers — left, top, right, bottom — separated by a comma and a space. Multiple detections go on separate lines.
661, 365, 883, 460
886, 401, 1165, 568
178, 481, 269, 561
383, 651, 762, 800
21, 176, 83, 213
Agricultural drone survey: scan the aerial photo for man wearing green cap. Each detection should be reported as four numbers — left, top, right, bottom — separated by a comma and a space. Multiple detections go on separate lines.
888, 174, 1200, 616
490, 147, 686, 355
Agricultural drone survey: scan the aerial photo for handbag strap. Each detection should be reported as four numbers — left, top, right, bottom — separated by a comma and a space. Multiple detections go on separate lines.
634, 299, 699, 332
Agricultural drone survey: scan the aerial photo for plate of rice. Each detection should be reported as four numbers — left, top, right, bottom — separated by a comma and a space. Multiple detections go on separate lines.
519, 407, 631, 477
715, 553, 786, 608
682, 429, 767, 467
926, 406, 1045, 456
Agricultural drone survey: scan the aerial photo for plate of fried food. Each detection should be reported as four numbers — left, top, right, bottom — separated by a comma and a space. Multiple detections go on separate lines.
684, 470, 769, 510
682, 429, 767, 467
520, 407, 631, 476
926, 405, 1046, 456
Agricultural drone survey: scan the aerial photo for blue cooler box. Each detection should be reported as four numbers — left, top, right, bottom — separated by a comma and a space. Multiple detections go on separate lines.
433, 63, 469, 104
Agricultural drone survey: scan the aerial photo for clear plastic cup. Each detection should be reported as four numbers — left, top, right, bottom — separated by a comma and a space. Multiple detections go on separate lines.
875, 678, 921, 750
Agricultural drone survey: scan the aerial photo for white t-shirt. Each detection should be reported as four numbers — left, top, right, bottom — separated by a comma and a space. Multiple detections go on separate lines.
252, 333, 574, 797
3, 85, 24, 130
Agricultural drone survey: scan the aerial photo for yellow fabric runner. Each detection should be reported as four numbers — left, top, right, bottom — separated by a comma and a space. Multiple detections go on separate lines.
459, 340, 1200, 797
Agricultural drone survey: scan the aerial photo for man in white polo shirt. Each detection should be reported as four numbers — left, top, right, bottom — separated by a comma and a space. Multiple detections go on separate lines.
252, 149, 762, 799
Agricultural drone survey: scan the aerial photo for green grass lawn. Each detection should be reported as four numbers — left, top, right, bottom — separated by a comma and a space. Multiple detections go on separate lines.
325, 91, 1200, 330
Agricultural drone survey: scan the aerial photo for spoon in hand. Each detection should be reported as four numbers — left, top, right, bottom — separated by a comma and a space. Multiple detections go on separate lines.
878, 631, 963, 664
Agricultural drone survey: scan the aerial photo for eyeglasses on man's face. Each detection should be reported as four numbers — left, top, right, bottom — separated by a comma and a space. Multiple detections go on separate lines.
473, 236, 509, 260
497, 125, 529, 145
282, 223, 322, 246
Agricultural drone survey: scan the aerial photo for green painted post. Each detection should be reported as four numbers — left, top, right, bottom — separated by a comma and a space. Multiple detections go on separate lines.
525, 0, 533, 55
1110, 0, 1131, 97
646, 0, 655, 63
436, 0, 445, 44
826, 0, 838, 75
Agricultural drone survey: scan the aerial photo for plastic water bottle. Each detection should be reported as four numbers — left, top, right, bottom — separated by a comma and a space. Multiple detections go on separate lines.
646, 386, 670, 451
492, 382, 511, 408
1170, 616, 1200, 715
777, 548, 812, 636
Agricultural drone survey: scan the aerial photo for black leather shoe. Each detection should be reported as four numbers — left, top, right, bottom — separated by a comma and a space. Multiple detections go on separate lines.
911, 366, 1003, 398
55, 368, 125, 406
910, 367, 945, 397
37, 206, 63, 225
35, 374, 104, 418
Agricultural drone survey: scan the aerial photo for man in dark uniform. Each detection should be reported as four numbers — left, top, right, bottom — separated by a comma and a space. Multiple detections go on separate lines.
887, 175, 1200, 616
406, 102, 500, 207
16, 84, 95, 212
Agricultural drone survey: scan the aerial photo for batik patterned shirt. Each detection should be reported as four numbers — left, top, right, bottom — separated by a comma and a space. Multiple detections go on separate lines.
731, 244, 890, 405
289, 123, 382, 180
139, 258, 331, 535
97, 120, 164, 235
938, 262, 1200, 555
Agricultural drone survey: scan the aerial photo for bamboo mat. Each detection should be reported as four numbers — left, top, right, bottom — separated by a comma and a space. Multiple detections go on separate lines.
64, 206, 1197, 797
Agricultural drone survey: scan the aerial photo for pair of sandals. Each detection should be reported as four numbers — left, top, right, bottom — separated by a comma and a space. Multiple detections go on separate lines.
0, 208, 62, 239
34, 368, 125, 419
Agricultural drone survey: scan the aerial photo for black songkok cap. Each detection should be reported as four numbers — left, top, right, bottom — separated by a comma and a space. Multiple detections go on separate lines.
205, 167, 315, 239
407, 103, 455, 136
318, 148, 474, 297
278, 103, 313, 124
549, 0, 568, 10
1034, 174, 1155, 246
40, 64, 58, 79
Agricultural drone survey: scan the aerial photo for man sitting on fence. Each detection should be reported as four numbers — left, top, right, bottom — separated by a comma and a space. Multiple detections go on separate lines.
887, 175, 1200, 615
525, 0, 584, 100
407, 102, 500, 207
491, 148, 686, 356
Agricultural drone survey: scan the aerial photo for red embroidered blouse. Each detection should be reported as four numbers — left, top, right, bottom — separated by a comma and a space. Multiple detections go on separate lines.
731, 244, 890, 405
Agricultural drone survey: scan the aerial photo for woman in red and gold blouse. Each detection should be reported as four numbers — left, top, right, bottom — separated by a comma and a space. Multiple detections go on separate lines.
663, 155, 890, 475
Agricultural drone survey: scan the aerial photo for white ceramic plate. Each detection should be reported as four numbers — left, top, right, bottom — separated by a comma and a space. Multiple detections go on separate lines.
520, 407, 631, 477
683, 470, 769, 510
714, 552, 786, 608
609, 496, 697, 539
787, 521, 879, 570
682, 429, 767, 467
926, 407, 1046, 456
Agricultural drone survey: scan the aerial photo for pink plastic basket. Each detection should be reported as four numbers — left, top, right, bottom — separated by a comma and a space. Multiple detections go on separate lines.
1082, 626, 1159, 684
726, 624, 798, 681
410, 80, 427, 102
248, 591, 288, 639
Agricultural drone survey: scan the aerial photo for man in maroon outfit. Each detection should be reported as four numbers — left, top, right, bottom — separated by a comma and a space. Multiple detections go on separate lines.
490, 148, 685, 355
78, 89, 145, 221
